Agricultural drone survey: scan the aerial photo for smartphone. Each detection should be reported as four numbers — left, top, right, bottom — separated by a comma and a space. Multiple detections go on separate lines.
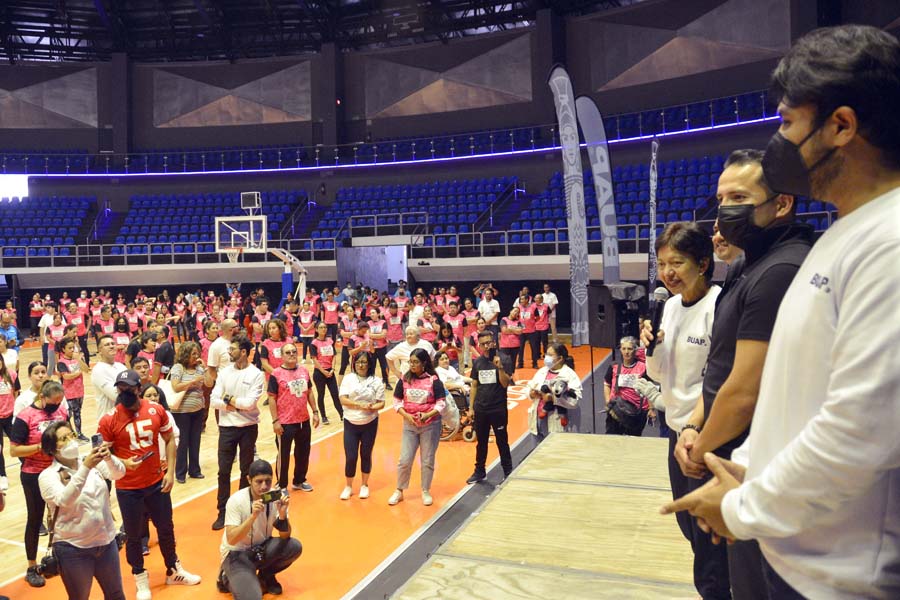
136, 450, 155, 463
91, 434, 104, 448
260, 489, 286, 504
487, 347, 497, 361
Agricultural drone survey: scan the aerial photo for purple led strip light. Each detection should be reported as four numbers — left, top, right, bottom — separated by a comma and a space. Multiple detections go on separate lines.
33, 116, 780, 180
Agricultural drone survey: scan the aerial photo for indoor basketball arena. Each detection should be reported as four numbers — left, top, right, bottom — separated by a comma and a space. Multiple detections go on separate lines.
0, 1, 898, 599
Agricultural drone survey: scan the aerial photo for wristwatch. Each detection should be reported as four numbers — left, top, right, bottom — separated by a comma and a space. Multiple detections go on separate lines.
681, 424, 702, 435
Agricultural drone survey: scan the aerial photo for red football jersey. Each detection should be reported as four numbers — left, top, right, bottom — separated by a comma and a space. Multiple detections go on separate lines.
98, 401, 172, 490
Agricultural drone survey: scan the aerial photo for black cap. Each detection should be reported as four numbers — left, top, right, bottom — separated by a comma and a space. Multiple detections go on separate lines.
115, 369, 141, 387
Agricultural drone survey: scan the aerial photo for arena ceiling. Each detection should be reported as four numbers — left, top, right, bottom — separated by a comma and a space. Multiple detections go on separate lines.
1, 0, 642, 63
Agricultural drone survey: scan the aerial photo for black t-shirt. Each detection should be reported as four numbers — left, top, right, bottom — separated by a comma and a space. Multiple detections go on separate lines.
702, 224, 813, 457
125, 339, 141, 361
469, 356, 507, 413
154, 341, 176, 371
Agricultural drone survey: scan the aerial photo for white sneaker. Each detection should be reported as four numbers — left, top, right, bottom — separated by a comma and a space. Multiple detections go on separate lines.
340, 486, 352, 500
165, 561, 201, 586
422, 490, 433, 506
135, 570, 152, 600
388, 489, 403, 505
359, 485, 370, 499
0, 476, 7, 491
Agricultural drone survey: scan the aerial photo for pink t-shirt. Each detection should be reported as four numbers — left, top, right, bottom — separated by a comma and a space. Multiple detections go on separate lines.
311, 337, 336, 370
58, 355, 85, 399
269, 366, 312, 425
392, 373, 445, 425
499, 317, 522, 349
13, 404, 69, 473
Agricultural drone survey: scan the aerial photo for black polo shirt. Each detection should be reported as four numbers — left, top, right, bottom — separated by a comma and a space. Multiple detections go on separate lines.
470, 356, 507, 413
702, 223, 813, 457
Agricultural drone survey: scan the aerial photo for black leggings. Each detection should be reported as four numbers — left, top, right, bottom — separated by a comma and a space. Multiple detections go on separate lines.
68, 397, 84, 435
313, 370, 342, 420
373, 347, 389, 383
77, 334, 90, 360
0, 415, 13, 476
343, 418, 378, 478
300, 337, 313, 359
22, 471, 45, 561
338, 344, 351, 376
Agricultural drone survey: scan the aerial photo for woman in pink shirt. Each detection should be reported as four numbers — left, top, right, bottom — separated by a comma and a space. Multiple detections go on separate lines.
516, 295, 537, 369
498, 307, 524, 375
388, 348, 448, 507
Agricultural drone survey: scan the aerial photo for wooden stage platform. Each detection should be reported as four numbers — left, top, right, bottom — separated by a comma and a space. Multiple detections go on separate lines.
393, 434, 696, 599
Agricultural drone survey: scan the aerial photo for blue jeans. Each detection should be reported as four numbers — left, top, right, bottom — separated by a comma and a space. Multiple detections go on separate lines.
396, 418, 442, 491
55, 539, 126, 600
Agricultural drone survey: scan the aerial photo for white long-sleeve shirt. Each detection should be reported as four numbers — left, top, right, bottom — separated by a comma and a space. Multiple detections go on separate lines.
645, 286, 720, 432
721, 187, 900, 599
210, 364, 265, 428
39, 456, 125, 548
90, 361, 126, 424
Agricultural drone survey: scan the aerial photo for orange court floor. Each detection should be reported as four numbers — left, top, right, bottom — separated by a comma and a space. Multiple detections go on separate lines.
0, 344, 603, 600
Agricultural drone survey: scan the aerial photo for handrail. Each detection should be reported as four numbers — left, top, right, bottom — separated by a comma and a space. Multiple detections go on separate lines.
0, 89, 772, 175
280, 196, 313, 239
347, 211, 430, 237
86, 199, 111, 243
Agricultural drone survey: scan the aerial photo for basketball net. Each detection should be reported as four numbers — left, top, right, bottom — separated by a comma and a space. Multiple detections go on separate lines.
225, 248, 243, 264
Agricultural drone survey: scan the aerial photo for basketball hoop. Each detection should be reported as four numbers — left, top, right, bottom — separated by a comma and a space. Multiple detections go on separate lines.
225, 247, 243, 264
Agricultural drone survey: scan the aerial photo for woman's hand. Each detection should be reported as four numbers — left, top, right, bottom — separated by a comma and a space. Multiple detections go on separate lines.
639, 319, 665, 348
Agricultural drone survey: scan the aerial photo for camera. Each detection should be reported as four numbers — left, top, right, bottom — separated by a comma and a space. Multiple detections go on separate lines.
259, 489, 286, 504
248, 544, 265, 566
36, 553, 59, 578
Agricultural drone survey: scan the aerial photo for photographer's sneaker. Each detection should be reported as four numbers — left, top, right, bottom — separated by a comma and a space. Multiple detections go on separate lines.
166, 561, 201, 586
25, 566, 45, 588
134, 570, 151, 600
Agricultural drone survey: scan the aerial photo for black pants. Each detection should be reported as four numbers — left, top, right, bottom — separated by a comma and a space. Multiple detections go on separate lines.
343, 418, 378, 478
299, 337, 312, 360
221, 537, 303, 600
21, 471, 44, 561
68, 396, 84, 435
0, 415, 14, 477
312, 370, 342, 420
520, 332, 540, 368
275, 421, 312, 489
728, 540, 768, 600
473, 409, 512, 476
535, 329, 549, 357
338, 344, 351, 375
41, 341, 49, 365
217, 425, 259, 514
606, 408, 648, 436
77, 334, 90, 360
498, 347, 518, 376
373, 347, 390, 383
761, 554, 805, 599
116, 480, 178, 574
667, 431, 732, 599
173, 410, 204, 479
325, 323, 338, 342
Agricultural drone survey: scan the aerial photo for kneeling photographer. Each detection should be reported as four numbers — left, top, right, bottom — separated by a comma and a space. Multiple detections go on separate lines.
38, 421, 127, 600
219, 459, 302, 599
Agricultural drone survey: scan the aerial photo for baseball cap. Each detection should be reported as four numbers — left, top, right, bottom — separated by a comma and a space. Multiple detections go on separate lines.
115, 369, 141, 387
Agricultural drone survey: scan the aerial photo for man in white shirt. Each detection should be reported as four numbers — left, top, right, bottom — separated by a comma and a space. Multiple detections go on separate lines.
206, 318, 236, 387
541, 283, 559, 342
210, 334, 265, 531
476, 289, 501, 340
90, 335, 126, 425
663, 25, 900, 599
386, 326, 435, 379
37, 302, 61, 368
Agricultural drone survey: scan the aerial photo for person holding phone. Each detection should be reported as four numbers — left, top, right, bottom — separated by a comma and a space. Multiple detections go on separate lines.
39, 421, 127, 600
98, 370, 201, 600
218, 460, 302, 599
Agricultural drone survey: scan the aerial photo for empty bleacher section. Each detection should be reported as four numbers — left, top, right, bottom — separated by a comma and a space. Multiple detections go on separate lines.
112, 190, 308, 256
0, 196, 94, 258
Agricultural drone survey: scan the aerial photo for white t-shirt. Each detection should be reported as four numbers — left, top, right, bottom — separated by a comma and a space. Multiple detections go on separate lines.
219, 487, 284, 562
645, 286, 720, 431
207, 337, 232, 371
338, 374, 384, 426
543, 291, 559, 313
478, 299, 501, 324
2, 349, 17, 374
385, 340, 436, 375
91, 361, 126, 423
722, 187, 900, 599
210, 364, 265, 428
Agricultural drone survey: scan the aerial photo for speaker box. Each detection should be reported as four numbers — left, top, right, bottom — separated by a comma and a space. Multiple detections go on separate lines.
588, 283, 645, 349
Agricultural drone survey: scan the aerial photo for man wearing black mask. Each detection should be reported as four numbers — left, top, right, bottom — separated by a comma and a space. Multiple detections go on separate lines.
673, 148, 813, 599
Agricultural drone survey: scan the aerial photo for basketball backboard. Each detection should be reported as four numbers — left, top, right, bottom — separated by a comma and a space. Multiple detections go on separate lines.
215, 215, 267, 253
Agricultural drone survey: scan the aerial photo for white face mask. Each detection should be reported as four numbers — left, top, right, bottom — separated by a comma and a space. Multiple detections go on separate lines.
59, 440, 80, 460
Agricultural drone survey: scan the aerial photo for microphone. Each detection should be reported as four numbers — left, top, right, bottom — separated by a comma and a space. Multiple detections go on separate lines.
646, 287, 670, 357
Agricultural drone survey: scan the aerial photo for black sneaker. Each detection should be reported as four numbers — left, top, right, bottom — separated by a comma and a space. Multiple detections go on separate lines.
211, 513, 226, 531
466, 470, 486, 485
189, 473, 205, 479
261, 573, 283, 595
38, 523, 48, 536
322, 417, 331, 425
216, 570, 229, 593
25, 566, 45, 588
384, 382, 393, 391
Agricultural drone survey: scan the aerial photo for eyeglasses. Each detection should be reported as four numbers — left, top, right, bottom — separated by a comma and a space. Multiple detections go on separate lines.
282, 350, 298, 355
58, 431, 78, 443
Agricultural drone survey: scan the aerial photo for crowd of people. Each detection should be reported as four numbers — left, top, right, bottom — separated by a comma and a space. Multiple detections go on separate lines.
0, 277, 580, 599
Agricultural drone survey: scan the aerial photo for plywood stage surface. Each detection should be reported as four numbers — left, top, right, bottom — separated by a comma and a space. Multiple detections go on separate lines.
393, 434, 696, 600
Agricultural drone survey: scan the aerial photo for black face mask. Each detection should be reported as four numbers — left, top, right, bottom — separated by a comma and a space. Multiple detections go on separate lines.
716, 194, 778, 249
42, 402, 59, 415
116, 324, 127, 332
761, 126, 837, 197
